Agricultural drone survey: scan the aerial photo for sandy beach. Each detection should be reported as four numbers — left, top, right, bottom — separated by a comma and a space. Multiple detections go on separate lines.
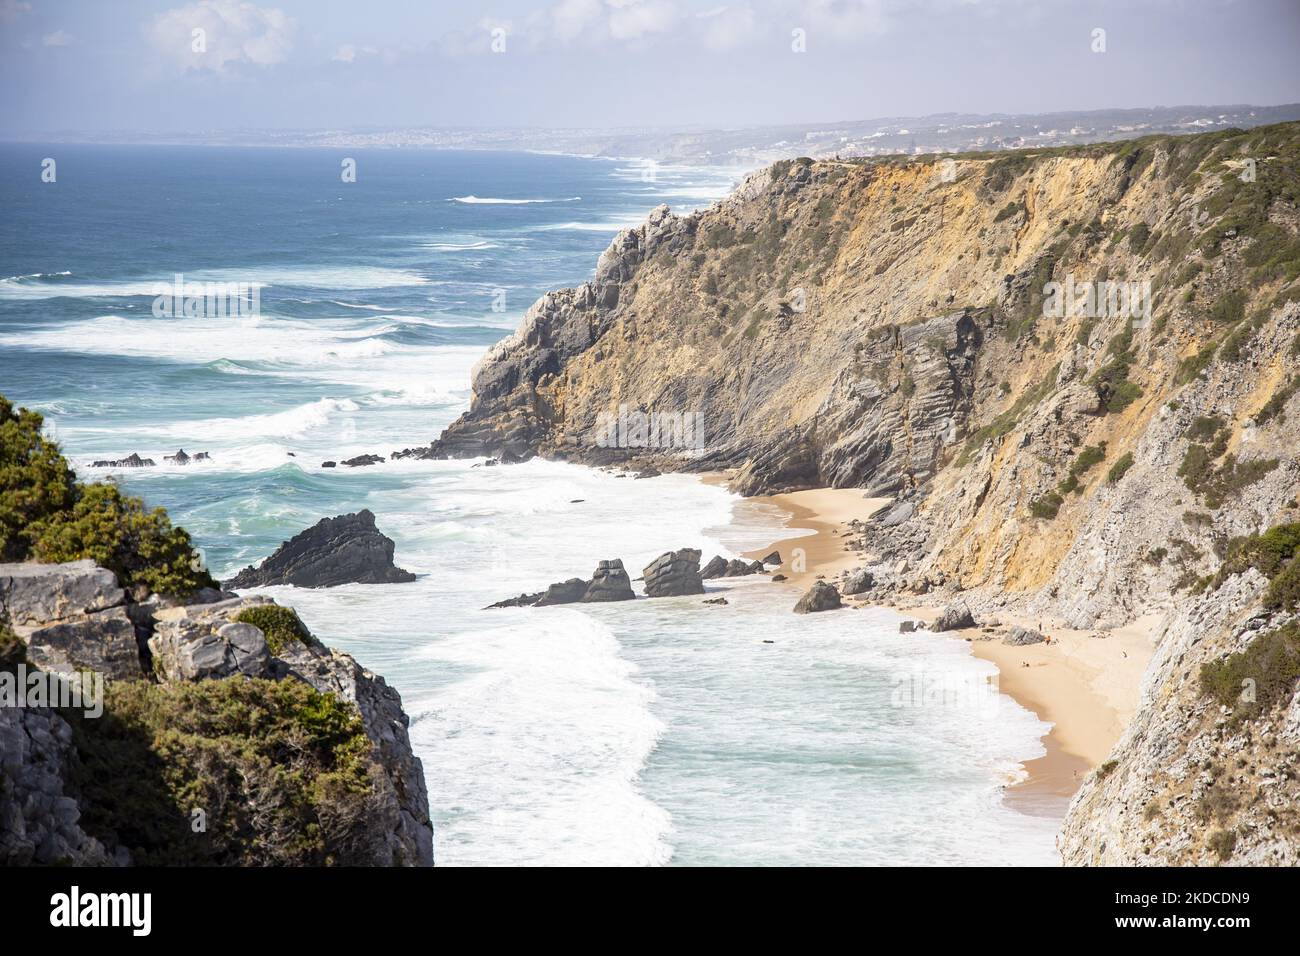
725, 478, 1159, 812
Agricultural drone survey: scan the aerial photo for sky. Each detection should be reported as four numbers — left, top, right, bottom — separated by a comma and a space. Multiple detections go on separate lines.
1, 0, 1298, 135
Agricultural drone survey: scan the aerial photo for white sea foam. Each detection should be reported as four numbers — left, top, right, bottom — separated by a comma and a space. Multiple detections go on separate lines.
450, 195, 581, 204
0, 266, 427, 300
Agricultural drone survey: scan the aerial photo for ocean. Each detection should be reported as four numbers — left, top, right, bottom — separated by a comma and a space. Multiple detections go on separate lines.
0, 143, 1061, 865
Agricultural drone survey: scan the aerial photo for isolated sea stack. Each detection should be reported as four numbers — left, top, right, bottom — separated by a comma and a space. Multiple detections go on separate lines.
225, 509, 416, 589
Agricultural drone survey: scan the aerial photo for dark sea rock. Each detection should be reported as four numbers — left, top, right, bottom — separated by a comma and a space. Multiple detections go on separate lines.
704, 597, 728, 606
538, 577, 591, 606
700, 555, 729, 579
224, 509, 416, 589
321, 461, 337, 468
582, 559, 635, 602
642, 548, 704, 597
341, 454, 385, 467
759, 550, 781, 565
91, 452, 155, 468
793, 581, 842, 613
931, 601, 977, 631
164, 448, 208, 465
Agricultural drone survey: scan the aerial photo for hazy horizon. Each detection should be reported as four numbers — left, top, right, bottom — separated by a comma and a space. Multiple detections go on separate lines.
3, 0, 1299, 137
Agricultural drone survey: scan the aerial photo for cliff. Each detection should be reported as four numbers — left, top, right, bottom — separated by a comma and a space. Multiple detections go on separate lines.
0, 399, 434, 866
419, 121, 1300, 863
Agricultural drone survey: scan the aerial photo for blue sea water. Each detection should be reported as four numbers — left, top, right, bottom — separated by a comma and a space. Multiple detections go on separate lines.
0, 144, 1060, 865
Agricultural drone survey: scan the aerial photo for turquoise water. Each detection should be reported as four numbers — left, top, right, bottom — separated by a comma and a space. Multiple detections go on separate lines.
0, 145, 1059, 865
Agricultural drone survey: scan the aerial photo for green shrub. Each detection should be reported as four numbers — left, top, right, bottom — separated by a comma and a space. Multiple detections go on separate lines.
28, 482, 216, 596
0, 397, 77, 560
1199, 622, 1300, 721
1106, 380, 1144, 413
1097, 759, 1118, 779
1266, 559, 1300, 611
1107, 452, 1135, 483
1208, 829, 1238, 862
1, 393, 216, 597
1256, 374, 1299, 426
994, 200, 1023, 222
1185, 415, 1225, 442
1179, 442, 1279, 510
1208, 289, 1246, 325
64, 676, 379, 866
1176, 343, 1218, 384
234, 605, 314, 655
1030, 492, 1064, 520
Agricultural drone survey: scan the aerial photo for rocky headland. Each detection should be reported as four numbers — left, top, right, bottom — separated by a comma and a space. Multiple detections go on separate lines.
0, 398, 433, 866
412, 121, 1300, 863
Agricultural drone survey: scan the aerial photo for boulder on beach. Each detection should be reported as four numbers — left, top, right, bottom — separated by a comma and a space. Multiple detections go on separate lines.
899, 620, 919, 633
931, 601, 977, 631
1003, 625, 1046, 646
841, 568, 874, 596
759, 550, 781, 566
582, 559, 635, 602
224, 509, 416, 589
642, 548, 705, 597
793, 581, 842, 614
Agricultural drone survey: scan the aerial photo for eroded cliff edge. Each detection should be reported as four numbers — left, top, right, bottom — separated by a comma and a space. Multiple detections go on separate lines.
416, 122, 1300, 863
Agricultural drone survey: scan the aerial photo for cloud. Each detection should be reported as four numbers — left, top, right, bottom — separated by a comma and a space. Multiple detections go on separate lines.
798, 0, 892, 38
551, 0, 603, 41
696, 4, 757, 50
606, 0, 678, 39
332, 43, 355, 63
148, 1, 295, 73
0, 0, 30, 24
41, 29, 73, 47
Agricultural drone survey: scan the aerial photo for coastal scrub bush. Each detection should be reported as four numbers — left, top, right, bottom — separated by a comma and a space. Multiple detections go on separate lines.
1199, 622, 1300, 721
1266, 559, 1300, 612
1208, 829, 1238, 862
0, 397, 77, 560
64, 676, 379, 866
0, 393, 216, 596
1208, 289, 1246, 325
28, 482, 216, 597
1030, 491, 1064, 520
234, 605, 314, 655
1256, 374, 1299, 426
1176, 343, 1218, 384
1107, 452, 1135, 484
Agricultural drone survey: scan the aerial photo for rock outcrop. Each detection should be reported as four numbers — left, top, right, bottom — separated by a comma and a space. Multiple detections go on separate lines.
1003, 625, 1046, 646
931, 602, 976, 632
582, 559, 635, 602
224, 510, 416, 589
0, 560, 434, 867
793, 581, 842, 613
642, 549, 705, 597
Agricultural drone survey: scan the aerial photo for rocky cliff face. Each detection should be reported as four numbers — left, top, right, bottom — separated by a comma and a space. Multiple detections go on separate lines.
423, 122, 1300, 863
1, 560, 434, 866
